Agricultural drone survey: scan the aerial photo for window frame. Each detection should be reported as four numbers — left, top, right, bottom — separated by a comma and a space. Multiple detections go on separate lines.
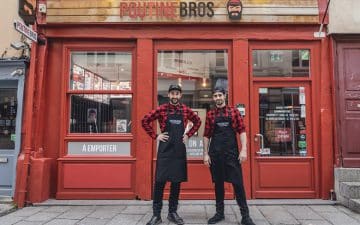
63, 43, 136, 141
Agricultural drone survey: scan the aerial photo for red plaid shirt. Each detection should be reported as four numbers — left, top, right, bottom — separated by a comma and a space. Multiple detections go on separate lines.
204, 105, 245, 138
142, 103, 201, 139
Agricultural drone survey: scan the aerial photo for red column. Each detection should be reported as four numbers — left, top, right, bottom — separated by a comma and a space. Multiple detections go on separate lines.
320, 37, 334, 199
233, 39, 251, 199
135, 39, 154, 200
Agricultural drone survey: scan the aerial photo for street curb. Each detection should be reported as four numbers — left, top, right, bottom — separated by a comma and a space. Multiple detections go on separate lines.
34, 199, 337, 206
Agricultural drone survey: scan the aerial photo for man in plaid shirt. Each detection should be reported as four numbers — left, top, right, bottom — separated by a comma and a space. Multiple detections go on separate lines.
203, 87, 255, 225
142, 84, 201, 225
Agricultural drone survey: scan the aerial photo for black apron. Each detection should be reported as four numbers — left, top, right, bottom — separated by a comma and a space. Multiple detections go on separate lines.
209, 108, 243, 185
155, 105, 187, 182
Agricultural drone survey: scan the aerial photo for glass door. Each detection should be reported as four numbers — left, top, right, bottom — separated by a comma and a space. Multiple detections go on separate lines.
154, 41, 233, 199
251, 83, 315, 198
0, 81, 18, 196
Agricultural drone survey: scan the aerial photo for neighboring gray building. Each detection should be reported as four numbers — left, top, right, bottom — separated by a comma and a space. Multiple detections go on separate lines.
0, 0, 30, 198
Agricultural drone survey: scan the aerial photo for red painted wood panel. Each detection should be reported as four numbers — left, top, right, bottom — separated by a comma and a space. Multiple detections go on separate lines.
63, 163, 132, 189
257, 161, 312, 188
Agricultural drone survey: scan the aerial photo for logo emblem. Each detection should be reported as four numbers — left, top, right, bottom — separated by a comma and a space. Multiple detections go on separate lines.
227, 0, 243, 20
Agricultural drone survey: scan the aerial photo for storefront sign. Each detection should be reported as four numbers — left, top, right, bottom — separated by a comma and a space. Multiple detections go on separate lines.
46, 0, 319, 24
186, 136, 204, 157
68, 142, 131, 155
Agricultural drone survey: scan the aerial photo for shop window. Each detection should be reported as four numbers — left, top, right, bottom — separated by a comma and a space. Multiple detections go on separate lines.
157, 50, 228, 158
70, 52, 132, 91
69, 94, 132, 133
69, 51, 132, 134
259, 87, 307, 156
252, 50, 310, 77
0, 88, 17, 149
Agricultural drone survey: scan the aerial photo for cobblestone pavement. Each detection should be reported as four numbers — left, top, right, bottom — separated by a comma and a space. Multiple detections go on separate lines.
0, 201, 360, 225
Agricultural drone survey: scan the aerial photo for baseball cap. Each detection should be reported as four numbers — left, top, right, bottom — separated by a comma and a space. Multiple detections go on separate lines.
212, 87, 226, 94
228, 0, 241, 5
168, 84, 182, 93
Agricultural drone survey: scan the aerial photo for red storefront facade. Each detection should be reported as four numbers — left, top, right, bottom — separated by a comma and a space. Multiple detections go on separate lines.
14, 0, 334, 206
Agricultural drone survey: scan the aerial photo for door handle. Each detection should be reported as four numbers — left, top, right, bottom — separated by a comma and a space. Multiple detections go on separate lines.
255, 133, 264, 155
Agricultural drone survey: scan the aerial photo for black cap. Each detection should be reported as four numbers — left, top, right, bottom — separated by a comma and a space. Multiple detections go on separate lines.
168, 84, 182, 93
212, 87, 226, 94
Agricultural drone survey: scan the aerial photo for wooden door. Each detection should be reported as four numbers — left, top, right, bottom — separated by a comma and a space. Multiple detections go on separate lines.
336, 43, 360, 167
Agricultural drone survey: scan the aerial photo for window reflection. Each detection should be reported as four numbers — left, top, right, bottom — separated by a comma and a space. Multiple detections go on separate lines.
253, 50, 310, 77
69, 51, 133, 134
157, 50, 228, 158
259, 87, 307, 156
70, 52, 132, 91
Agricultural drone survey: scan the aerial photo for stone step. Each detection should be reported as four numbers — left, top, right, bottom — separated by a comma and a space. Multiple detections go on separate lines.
349, 198, 360, 213
335, 168, 360, 183
340, 182, 360, 199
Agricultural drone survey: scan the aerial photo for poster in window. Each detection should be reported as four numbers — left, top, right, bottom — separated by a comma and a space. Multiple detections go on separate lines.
84, 70, 94, 90
102, 80, 111, 104
116, 119, 127, 133
72, 65, 84, 90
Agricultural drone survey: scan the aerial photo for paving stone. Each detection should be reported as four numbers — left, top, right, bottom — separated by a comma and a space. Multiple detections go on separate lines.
205, 205, 234, 216
14, 221, 42, 225
10, 207, 48, 217
92, 205, 125, 212
310, 205, 339, 213
178, 213, 209, 224
107, 214, 143, 225
252, 220, 271, 225
121, 205, 151, 214
284, 206, 323, 220
42, 206, 73, 213
222, 214, 238, 224
336, 205, 360, 223
258, 205, 300, 225
24, 212, 60, 222
86, 207, 120, 219
245, 206, 266, 220
177, 205, 206, 214
0, 215, 24, 225
319, 212, 360, 225
56, 207, 94, 220
43, 219, 78, 225
76, 217, 110, 225
298, 220, 333, 225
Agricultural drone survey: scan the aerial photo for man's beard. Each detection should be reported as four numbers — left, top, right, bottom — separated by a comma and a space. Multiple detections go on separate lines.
215, 99, 224, 106
229, 11, 241, 20
170, 98, 179, 104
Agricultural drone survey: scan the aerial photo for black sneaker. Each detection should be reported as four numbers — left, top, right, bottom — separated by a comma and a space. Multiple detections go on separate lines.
146, 215, 162, 225
167, 212, 184, 225
208, 213, 225, 224
241, 216, 255, 225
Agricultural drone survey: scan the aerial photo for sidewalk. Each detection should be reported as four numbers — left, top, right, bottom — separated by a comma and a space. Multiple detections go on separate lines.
0, 200, 359, 225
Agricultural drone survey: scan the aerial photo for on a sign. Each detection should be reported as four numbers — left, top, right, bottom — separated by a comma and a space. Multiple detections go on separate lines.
14, 20, 37, 42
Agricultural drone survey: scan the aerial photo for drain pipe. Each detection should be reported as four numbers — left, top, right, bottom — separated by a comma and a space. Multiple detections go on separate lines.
16, 39, 38, 209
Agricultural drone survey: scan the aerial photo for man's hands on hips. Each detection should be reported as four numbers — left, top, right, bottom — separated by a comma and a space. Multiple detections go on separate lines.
183, 134, 189, 143
239, 147, 247, 163
157, 132, 169, 142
